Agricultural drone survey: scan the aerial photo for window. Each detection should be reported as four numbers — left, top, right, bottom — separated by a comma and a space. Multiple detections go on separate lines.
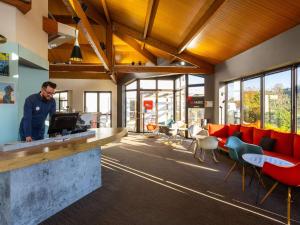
297, 67, 300, 133
126, 81, 137, 90
53, 91, 69, 112
242, 78, 261, 127
84, 91, 112, 127
264, 70, 291, 132
227, 81, 240, 124
188, 75, 204, 85
157, 92, 173, 124
140, 80, 156, 89
158, 80, 173, 89
188, 86, 204, 97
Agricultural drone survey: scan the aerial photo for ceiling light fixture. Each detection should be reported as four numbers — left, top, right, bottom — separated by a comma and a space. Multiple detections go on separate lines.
70, 16, 83, 62
0, 34, 7, 44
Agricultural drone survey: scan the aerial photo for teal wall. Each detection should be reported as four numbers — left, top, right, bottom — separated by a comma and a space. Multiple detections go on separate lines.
0, 43, 49, 144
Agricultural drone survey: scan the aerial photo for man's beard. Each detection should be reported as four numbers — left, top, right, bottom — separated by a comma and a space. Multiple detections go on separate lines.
42, 95, 50, 102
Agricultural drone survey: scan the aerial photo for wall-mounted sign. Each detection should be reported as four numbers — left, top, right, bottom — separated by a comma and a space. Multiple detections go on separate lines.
0, 82, 15, 104
143, 100, 153, 110
0, 53, 9, 76
187, 96, 204, 108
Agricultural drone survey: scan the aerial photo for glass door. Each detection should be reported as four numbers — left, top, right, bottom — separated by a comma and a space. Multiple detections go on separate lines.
140, 91, 157, 132
126, 91, 137, 132
157, 91, 173, 125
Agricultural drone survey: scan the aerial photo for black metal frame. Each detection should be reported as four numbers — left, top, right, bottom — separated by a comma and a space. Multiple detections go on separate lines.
83, 91, 112, 128
224, 63, 300, 132
54, 90, 69, 112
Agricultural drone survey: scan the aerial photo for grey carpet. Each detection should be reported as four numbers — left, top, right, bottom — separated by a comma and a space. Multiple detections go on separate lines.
40, 134, 300, 225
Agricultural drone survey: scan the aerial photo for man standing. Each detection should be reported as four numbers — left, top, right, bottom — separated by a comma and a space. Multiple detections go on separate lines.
19, 81, 57, 142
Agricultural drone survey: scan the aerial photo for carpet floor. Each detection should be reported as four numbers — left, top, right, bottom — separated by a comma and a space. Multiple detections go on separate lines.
40, 134, 300, 225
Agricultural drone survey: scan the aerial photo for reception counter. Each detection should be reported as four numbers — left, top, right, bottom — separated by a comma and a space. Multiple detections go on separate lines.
0, 128, 127, 225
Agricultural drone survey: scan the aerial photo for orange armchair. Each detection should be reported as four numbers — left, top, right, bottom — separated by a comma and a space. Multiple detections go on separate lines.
260, 162, 300, 225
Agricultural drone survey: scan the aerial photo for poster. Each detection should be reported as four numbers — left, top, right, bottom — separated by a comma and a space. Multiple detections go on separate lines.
0, 82, 15, 104
0, 53, 9, 76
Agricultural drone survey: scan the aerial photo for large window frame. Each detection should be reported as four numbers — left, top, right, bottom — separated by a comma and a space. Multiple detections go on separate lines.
224, 65, 297, 132
53, 90, 69, 112
84, 91, 112, 128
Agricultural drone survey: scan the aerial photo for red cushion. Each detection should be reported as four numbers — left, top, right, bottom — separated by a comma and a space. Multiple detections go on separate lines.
270, 130, 293, 156
218, 137, 227, 148
293, 134, 300, 160
208, 124, 228, 137
240, 126, 254, 143
253, 128, 271, 146
228, 124, 241, 136
263, 150, 300, 164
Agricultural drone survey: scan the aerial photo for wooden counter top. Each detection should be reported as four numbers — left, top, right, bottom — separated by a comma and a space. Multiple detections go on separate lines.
0, 128, 127, 173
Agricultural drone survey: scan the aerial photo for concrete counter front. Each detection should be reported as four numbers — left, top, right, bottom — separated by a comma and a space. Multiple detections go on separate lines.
0, 128, 127, 225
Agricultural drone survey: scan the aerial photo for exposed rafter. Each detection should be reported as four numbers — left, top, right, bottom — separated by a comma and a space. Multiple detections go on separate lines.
114, 31, 157, 65
106, 24, 113, 70
101, 0, 111, 24
50, 64, 105, 72
62, 0, 110, 70
0, 0, 31, 14
84, 1, 107, 25
50, 71, 110, 79
112, 22, 214, 73
141, 0, 159, 49
43, 17, 58, 36
178, 0, 226, 54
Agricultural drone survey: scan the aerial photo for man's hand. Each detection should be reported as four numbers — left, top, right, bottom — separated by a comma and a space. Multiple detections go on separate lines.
25, 136, 32, 142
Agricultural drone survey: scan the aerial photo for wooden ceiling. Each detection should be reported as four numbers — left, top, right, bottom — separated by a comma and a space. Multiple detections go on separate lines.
47, 0, 300, 81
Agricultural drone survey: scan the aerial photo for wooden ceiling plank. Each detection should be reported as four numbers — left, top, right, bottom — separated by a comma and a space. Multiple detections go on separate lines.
43, 17, 58, 36
142, 0, 159, 49
101, 0, 111, 24
84, 1, 107, 25
62, 0, 110, 70
0, 0, 31, 14
178, 0, 226, 54
114, 65, 209, 74
112, 22, 213, 72
114, 31, 157, 65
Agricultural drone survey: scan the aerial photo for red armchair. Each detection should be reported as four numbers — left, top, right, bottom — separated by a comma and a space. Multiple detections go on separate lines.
260, 162, 300, 225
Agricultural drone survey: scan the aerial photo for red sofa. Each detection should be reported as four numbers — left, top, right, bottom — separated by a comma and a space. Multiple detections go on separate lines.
208, 123, 300, 164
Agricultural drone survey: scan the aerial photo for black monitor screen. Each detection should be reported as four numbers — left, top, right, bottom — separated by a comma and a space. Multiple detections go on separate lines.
48, 113, 79, 136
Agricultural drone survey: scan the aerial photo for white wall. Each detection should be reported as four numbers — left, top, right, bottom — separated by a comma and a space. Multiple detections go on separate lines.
213, 24, 300, 123
50, 79, 118, 128
0, 0, 48, 60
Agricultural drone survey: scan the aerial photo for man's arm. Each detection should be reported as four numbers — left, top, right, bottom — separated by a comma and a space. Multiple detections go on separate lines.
22, 98, 33, 140
49, 99, 56, 117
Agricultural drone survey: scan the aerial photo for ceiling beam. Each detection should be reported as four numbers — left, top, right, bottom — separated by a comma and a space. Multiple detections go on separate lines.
101, 0, 111, 24
0, 0, 31, 14
43, 17, 58, 36
178, 0, 226, 54
106, 24, 113, 70
62, 0, 110, 70
50, 64, 106, 72
114, 65, 209, 74
112, 22, 214, 73
84, 1, 107, 25
114, 31, 157, 65
141, 0, 159, 49
50, 64, 208, 74
50, 71, 110, 79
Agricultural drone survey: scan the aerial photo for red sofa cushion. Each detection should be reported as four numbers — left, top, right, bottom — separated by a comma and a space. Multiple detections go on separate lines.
293, 134, 300, 160
208, 124, 228, 138
218, 137, 227, 148
240, 126, 254, 144
228, 124, 241, 136
253, 128, 271, 146
263, 150, 300, 164
270, 130, 293, 156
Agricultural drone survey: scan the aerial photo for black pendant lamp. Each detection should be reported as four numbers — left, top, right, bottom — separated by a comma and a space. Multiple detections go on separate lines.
0, 34, 7, 44
70, 17, 83, 62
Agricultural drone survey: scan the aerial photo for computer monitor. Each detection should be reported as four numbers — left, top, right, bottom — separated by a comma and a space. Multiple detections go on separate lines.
48, 112, 79, 137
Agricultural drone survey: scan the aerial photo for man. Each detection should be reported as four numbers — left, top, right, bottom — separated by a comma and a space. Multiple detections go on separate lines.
19, 81, 56, 142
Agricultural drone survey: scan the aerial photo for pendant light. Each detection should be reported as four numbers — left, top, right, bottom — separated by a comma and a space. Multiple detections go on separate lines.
0, 34, 7, 44
70, 17, 82, 62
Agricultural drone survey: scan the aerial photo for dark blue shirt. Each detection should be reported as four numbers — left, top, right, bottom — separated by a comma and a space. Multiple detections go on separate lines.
19, 93, 56, 140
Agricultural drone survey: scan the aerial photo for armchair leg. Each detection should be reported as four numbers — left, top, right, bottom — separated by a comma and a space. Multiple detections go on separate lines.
189, 139, 195, 149
242, 165, 245, 192
225, 162, 237, 182
259, 182, 279, 205
254, 168, 266, 188
287, 187, 291, 225
212, 149, 219, 163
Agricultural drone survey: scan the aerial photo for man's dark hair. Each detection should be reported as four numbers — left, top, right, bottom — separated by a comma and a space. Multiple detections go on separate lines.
42, 81, 57, 89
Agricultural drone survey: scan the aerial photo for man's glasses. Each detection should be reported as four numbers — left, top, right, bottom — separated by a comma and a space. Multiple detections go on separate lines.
43, 88, 55, 96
